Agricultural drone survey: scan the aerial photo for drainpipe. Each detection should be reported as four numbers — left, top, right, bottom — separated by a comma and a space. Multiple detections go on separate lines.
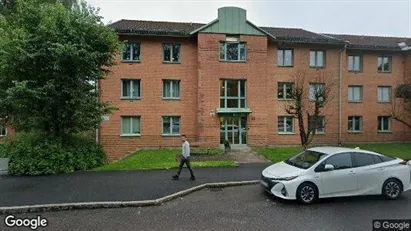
338, 43, 348, 145
95, 79, 99, 145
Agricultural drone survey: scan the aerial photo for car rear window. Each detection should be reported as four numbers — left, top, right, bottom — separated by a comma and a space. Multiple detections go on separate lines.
372, 155, 383, 164
379, 155, 395, 162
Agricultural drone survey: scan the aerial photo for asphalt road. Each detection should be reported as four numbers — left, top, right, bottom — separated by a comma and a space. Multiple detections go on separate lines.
2, 184, 410, 231
0, 163, 270, 207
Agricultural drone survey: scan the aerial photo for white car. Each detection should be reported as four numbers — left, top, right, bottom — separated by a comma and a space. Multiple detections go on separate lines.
261, 146, 411, 204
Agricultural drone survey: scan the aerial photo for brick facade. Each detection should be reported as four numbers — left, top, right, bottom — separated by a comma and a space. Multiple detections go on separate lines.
99, 33, 411, 161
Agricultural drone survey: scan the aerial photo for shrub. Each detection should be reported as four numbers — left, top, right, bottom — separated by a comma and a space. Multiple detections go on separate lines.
1, 132, 106, 176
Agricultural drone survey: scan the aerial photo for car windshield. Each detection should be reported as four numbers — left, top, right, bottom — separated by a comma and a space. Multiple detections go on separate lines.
285, 150, 328, 169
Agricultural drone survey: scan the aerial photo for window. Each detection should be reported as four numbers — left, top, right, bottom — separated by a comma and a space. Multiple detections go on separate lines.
163, 80, 180, 99
121, 80, 140, 99
285, 150, 328, 170
220, 42, 246, 61
277, 49, 293, 67
220, 80, 246, 108
348, 116, 362, 132
378, 116, 391, 132
348, 86, 363, 102
309, 116, 325, 133
277, 82, 294, 100
348, 55, 362, 72
278, 116, 294, 133
380, 155, 395, 162
378, 56, 391, 73
162, 116, 180, 135
121, 43, 140, 62
378, 86, 391, 103
372, 155, 383, 164
309, 83, 325, 101
310, 50, 325, 68
352, 153, 376, 167
322, 153, 353, 170
121, 116, 140, 136
0, 126, 6, 136
163, 44, 181, 63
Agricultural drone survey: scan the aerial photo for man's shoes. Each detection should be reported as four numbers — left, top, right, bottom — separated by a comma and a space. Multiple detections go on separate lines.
189, 176, 196, 181
172, 175, 179, 180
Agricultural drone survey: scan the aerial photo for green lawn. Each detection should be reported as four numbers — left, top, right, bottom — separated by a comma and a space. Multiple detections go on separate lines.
344, 143, 411, 160
94, 149, 237, 171
254, 143, 411, 163
254, 146, 303, 163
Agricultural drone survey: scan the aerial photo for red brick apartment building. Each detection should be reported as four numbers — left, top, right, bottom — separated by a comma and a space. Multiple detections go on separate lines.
98, 7, 411, 160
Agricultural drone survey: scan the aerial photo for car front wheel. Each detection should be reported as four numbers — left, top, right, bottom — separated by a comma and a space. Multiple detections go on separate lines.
296, 182, 318, 204
382, 179, 402, 200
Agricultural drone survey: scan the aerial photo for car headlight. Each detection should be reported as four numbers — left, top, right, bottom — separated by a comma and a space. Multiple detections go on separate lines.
271, 176, 298, 181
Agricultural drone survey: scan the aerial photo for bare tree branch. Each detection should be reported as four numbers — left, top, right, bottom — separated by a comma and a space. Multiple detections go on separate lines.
281, 68, 335, 149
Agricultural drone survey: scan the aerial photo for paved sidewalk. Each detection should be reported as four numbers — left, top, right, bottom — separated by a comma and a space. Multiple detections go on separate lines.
0, 163, 270, 207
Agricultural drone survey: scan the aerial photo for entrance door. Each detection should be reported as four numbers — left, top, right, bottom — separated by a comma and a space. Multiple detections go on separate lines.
220, 116, 247, 145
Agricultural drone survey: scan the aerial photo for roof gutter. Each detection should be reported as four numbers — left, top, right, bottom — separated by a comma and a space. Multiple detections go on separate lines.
338, 42, 348, 145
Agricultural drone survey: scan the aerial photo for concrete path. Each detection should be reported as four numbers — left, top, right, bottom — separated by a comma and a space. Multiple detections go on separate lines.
0, 163, 271, 207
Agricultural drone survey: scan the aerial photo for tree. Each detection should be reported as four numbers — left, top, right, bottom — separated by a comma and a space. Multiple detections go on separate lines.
0, 0, 121, 140
387, 83, 411, 129
282, 69, 335, 149
1, 0, 78, 16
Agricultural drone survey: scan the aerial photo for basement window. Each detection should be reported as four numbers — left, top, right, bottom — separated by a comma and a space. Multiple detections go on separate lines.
0, 126, 6, 136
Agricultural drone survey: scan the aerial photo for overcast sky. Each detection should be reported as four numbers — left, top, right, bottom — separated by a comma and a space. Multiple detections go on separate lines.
87, 0, 411, 38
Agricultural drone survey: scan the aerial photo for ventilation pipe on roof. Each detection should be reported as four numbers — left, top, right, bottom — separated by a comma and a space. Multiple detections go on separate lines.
338, 42, 348, 145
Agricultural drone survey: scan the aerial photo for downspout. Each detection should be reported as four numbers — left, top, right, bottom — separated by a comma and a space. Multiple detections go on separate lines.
338, 43, 348, 145
95, 79, 99, 145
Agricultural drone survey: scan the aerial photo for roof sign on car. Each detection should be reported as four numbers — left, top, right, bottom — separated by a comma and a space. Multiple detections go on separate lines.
355, 147, 360, 150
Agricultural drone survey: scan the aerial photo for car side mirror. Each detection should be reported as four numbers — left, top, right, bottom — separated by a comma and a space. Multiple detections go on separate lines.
324, 164, 334, 171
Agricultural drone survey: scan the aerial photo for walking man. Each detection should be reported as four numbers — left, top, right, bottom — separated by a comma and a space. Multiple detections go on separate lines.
172, 135, 195, 181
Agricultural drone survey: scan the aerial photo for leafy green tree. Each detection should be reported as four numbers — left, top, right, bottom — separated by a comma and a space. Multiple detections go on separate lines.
1, 0, 78, 16
0, 0, 121, 140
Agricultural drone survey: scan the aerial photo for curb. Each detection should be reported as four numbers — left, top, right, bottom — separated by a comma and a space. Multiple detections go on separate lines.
0, 180, 260, 215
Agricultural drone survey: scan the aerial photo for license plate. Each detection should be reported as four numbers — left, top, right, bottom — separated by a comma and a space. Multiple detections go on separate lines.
260, 180, 268, 188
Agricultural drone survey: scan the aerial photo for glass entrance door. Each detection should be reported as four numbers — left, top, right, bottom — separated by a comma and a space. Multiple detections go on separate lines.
220, 116, 247, 145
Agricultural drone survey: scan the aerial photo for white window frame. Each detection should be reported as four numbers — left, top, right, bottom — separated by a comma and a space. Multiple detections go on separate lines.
162, 116, 180, 136
121, 79, 141, 99
220, 79, 247, 108
348, 86, 363, 103
277, 49, 293, 67
348, 55, 362, 72
310, 50, 325, 68
121, 43, 141, 62
378, 116, 392, 132
278, 82, 294, 100
120, 116, 141, 136
377, 56, 392, 73
163, 44, 181, 63
278, 116, 294, 134
162, 80, 180, 99
0, 126, 7, 137
220, 42, 247, 61
378, 86, 392, 103
348, 116, 363, 132
309, 83, 325, 101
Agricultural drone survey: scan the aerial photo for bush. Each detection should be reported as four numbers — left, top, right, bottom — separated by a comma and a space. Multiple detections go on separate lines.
1, 132, 106, 176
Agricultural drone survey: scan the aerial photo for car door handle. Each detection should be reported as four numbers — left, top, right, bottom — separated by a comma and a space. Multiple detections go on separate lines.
378, 167, 385, 171
349, 171, 356, 175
